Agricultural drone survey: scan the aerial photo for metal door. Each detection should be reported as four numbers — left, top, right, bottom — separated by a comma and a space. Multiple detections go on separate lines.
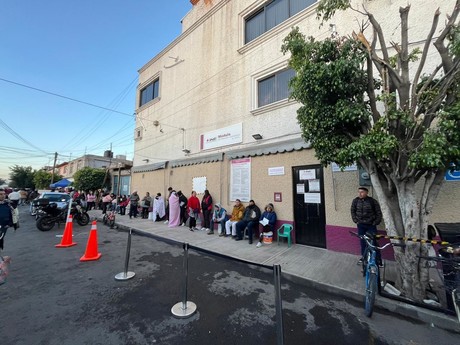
292, 165, 326, 248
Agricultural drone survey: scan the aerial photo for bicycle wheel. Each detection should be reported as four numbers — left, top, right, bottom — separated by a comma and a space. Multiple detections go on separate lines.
452, 289, 460, 324
365, 269, 378, 317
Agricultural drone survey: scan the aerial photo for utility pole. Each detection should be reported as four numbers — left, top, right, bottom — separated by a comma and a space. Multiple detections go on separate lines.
50, 152, 58, 185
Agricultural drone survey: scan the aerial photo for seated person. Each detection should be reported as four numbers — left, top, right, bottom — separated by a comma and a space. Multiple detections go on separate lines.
256, 203, 277, 248
235, 200, 261, 243
225, 199, 245, 238
211, 203, 227, 235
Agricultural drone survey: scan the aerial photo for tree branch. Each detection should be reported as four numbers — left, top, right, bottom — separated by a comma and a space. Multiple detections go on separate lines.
411, 8, 441, 115
434, 0, 460, 74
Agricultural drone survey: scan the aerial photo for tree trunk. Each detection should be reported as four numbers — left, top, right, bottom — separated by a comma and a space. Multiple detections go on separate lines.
370, 171, 430, 301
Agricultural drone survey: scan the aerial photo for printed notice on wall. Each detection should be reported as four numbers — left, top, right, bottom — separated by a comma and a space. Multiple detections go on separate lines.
230, 158, 251, 202
304, 192, 321, 204
192, 176, 207, 194
299, 169, 316, 180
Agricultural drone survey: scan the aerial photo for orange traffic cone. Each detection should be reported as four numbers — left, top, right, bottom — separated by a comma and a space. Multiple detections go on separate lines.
80, 221, 102, 262
55, 214, 77, 248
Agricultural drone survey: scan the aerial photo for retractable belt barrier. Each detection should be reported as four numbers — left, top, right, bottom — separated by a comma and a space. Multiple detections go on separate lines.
375, 234, 450, 246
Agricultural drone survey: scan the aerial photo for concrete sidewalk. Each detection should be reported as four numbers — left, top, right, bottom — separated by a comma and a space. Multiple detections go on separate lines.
89, 210, 459, 332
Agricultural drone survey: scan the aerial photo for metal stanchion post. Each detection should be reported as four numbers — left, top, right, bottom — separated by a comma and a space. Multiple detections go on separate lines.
274, 264, 284, 345
115, 228, 136, 281
171, 242, 197, 318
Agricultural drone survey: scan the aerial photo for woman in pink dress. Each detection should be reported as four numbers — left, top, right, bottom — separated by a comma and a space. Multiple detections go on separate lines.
168, 191, 181, 227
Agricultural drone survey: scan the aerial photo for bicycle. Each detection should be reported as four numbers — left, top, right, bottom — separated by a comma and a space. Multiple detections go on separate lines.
418, 251, 460, 323
350, 231, 405, 317
102, 204, 116, 229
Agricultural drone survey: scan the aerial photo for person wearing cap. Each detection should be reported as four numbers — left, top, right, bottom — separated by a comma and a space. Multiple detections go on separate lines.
350, 187, 382, 265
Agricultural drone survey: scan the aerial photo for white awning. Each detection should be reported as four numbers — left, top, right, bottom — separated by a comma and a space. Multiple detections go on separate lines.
227, 138, 311, 159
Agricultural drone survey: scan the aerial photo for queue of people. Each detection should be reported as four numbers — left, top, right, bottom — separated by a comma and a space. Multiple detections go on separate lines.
94, 186, 280, 248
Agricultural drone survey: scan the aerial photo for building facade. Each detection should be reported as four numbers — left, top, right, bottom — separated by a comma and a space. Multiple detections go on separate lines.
56, 152, 132, 194
132, 0, 460, 253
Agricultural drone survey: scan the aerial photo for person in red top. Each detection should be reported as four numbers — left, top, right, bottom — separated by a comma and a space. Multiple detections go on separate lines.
187, 191, 200, 232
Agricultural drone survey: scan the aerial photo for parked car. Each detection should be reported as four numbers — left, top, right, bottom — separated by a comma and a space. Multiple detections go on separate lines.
30, 192, 70, 216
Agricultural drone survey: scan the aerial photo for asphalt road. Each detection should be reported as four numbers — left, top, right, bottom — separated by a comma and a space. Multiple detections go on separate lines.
0, 207, 458, 345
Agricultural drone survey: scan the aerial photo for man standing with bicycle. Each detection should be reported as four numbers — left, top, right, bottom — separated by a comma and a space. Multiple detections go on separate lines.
351, 187, 383, 265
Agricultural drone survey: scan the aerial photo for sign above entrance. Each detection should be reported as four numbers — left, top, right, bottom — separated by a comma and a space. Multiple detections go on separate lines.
331, 162, 358, 172
200, 123, 242, 150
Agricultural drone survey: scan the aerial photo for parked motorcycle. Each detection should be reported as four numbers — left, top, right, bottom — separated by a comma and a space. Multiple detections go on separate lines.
34, 199, 90, 231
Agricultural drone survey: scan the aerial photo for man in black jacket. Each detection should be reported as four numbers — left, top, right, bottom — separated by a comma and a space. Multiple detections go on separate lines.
0, 189, 14, 250
350, 187, 382, 264
235, 200, 261, 243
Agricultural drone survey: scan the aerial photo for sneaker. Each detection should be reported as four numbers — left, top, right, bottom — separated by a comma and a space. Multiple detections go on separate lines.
164, 220, 169, 224
218, 233, 224, 237
249, 240, 253, 244
189, 228, 194, 232
357, 258, 363, 265
207, 230, 214, 235
193, 227, 199, 231
256, 242, 262, 248
181, 223, 186, 226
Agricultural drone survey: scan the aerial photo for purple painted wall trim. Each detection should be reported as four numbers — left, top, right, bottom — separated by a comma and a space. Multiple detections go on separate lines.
326, 225, 395, 260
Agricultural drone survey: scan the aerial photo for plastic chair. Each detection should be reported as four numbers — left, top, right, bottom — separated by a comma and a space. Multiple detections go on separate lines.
277, 224, 293, 247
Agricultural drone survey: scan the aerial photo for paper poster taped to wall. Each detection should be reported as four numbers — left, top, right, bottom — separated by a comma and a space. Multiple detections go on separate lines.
192, 176, 207, 194
230, 158, 251, 202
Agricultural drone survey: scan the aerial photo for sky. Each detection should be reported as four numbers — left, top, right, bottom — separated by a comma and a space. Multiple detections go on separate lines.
0, 0, 192, 181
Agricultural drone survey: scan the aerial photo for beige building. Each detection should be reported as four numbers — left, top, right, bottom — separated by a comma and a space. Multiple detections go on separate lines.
56, 152, 133, 195
132, 0, 460, 252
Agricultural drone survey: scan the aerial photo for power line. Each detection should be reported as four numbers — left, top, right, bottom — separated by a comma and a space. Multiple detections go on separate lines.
0, 118, 50, 155
0, 77, 135, 117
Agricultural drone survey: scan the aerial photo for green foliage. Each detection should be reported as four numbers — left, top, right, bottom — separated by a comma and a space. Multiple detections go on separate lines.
411, 103, 460, 168
0, 178, 6, 186
9, 165, 35, 188
316, 0, 351, 24
282, 24, 460, 174
447, 24, 460, 56
282, 28, 383, 166
73, 167, 108, 191
33, 170, 62, 189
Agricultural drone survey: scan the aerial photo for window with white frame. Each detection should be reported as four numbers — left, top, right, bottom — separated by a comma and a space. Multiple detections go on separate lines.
245, 0, 317, 44
139, 78, 159, 107
258, 68, 295, 107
